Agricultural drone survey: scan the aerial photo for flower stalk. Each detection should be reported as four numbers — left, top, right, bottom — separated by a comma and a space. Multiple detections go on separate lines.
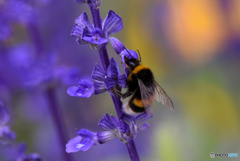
87, 1, 140, 160
27, 21, 73, 161
46, 87, 73, 161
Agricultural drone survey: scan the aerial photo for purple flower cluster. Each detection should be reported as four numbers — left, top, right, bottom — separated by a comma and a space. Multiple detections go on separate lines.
66, 0, 151, 160
0, 102, 41, 161
66, 112, 152, 153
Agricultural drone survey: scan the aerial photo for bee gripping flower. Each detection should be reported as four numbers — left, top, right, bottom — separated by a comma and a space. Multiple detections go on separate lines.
110, 37, 139, 60
110, 37, 139, 76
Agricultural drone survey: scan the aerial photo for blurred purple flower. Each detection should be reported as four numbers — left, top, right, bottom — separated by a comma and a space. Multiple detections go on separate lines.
71, 10, 123, 47
0, 20, 11, 40
66, 112, 151, 153
17, 143, 41, 161
75, 0, 87, 4
0, 101, 15, 140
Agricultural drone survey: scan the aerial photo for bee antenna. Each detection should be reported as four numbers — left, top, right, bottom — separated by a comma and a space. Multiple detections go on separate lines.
137, 50, 141, 62
123, 46, 134, 59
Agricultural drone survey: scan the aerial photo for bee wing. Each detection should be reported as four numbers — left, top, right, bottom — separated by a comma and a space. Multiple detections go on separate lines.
137, 78, 155, 116
153, 80, 174, 111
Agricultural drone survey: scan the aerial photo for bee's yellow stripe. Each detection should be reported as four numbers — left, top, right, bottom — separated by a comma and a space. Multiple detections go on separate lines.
128, 73, 132, 81
132, 65, 149, 75
133, 98, 144, 108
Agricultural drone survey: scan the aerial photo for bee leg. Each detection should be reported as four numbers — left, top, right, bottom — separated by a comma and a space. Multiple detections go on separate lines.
122, 91, 133, 99
121, 62, 132, 74
112, 88, 133, 99
112, 88, 124, 97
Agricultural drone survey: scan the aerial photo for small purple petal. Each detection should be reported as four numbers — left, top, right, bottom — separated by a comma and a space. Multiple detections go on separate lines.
77, 129, 96, 139
98, 113, 118, 130
138, 123, 150, 131
93, 82, 107, 94
71, 24, 84, 38
80, 138, 94, 151
66, 136, 83, 153
109, 37, 125, 55
97, 131, 116, 144
104, 78, 116, 90
75, 12, 94, 31
67, 80, 94, 98
119, 121, 129, 133
110, 37, 139, 59
107, 58, 119, 79
91, 64, 107, 81
0, 102, 10, 126
117, 74, 127, 88
102, 10, 123, 38
120, 113, 134, 125
110, 115, 120, 127
134, 112, 153, 125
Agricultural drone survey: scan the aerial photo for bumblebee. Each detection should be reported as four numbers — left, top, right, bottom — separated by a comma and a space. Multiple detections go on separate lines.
114, 50, 174, 116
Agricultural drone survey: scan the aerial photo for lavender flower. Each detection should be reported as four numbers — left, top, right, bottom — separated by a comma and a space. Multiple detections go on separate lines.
71, 10, 123, 48
67, 58, 126, 97
66, 112, 151, 153
67, 0, 149, 160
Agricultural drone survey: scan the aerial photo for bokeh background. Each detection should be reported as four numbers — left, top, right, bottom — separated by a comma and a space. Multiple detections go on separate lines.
0, 0, 240, 161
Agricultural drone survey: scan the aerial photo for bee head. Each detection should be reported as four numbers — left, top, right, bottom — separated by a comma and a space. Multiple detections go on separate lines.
124, 56, 140, 70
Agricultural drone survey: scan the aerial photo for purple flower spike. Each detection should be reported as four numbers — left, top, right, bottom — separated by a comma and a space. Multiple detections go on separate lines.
67, 80, 94, 98
102, 10, 123, 38
65, 111, 151, 153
